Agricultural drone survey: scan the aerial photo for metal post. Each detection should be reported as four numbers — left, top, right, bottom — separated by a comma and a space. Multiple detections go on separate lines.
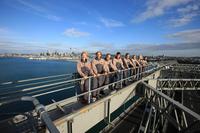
174, 108, 181, 131
137, 67, 140, 80
120, 70, 123, 88
140, 66, 142, 79
67, 119, 73, 133
107, 99, 111, 123
181, 89, 188, 128
152, 108, 157, 133
88, 77, 91, 104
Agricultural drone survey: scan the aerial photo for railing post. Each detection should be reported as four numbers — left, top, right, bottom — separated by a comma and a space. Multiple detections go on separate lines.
67, 119, 73, 133
140, 66, 143, 79
120, 70, 123, 88
137, 67, 140, 80
147, 65, 149, 73
107, 99, 111, 123
88, 77, 91, 104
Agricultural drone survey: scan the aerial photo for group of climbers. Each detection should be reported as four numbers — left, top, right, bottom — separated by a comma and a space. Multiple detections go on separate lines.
77, 51, 148, 103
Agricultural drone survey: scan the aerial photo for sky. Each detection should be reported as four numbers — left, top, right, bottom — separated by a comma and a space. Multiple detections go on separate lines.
0, 0, 200, 56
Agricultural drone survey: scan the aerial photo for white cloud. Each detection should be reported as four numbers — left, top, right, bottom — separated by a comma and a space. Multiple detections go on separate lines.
169, 3, 200, 27
169, 13, 198, 27
132, 0, 192, 22
63, 28, 90, 37
16, 0, 62, 21
17, 0, 45, 12
168, 29, 200, 42
89, 42, 113, 49
0, 27, 9, 34
177, 4, 199, 13
46, 15, 62, 21
0, 38, 81, 53
100, 17, 125, 28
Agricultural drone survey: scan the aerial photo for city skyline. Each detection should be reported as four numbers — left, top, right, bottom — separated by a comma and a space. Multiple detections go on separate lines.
0, 0, 200, 56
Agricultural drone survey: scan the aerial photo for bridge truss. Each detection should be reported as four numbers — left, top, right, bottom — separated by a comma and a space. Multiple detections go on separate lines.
137, 64, 200, 133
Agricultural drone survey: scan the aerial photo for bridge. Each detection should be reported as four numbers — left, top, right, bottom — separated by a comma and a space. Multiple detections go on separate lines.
0, 62, 199, 133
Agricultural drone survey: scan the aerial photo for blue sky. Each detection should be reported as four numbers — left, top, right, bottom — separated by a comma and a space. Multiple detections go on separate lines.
0, 0, 200, 56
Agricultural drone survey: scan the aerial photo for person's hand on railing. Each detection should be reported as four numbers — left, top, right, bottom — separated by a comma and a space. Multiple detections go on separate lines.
83, 76, 88, 79
93, 74, 97, 77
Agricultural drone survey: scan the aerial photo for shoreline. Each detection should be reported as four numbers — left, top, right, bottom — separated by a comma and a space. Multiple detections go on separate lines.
0, 56, 79, 62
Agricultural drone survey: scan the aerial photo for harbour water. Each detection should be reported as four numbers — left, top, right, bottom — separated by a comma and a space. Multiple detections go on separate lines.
0, 57, 76, 83
0, 57, 77, 119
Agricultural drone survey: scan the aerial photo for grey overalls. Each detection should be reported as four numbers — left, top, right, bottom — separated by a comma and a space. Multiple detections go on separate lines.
94, 61, 106, 96
115, 61, 124, 88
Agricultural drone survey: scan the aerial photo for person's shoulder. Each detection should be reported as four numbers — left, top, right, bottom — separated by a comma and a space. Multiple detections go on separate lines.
91, 58, 96, 63
77, 60, 81, 64
109, 59, 113, 63
101, 58, 105, 62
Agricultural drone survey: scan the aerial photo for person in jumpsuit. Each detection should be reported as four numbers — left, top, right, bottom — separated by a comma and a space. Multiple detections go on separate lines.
139, 54, 147, 77
130, 55, 141, 80
122, 53, 135, 85
112, 52, 125, 89
104, 53, 118, 90
91, 51, 107, 100
77, 51, 94, 104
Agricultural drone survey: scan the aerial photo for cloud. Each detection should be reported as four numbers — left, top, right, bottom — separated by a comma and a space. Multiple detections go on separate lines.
100, 17, 125, 28
74, 41, 119, 53
132, 0, 192, 22
177, 3, 199, 13
90, 42, 113, 48
167, 29, 200, 42
169, 13, 197, 27
0, 39, 81, 53
63, 28, 90, 37
147, 42, 200, 50
16, 0, 62, 21
118, 42, 200, 57
0, 27, 9, 34
0, 40, 47, 53
46, 15, 62, 21
169, 3, 200, 27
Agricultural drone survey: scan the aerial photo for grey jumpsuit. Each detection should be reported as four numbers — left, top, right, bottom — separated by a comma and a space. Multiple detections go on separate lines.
91, 58, 107, 96
113, 58, 124, 89
77, 60, 94, 100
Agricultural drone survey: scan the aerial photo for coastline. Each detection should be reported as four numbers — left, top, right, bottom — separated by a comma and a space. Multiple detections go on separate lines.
0, 56, 79, 62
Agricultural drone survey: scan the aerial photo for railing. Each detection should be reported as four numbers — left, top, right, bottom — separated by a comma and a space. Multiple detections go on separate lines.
0, 63, 159, 107
138, 81, 200, 132
170, 64, 200, 72
0, 73, 75, 102
147, 78, 200, 90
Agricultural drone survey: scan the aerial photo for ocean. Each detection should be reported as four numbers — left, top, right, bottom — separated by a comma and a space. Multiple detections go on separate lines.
0, 57, 77, 119
0, 57, 76, 83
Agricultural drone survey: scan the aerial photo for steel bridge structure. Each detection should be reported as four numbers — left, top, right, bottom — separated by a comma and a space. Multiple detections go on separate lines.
0, 63, 199, 133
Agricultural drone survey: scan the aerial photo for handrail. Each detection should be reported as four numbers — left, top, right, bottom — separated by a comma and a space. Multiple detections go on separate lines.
1, 96, 60, 133
0, 73, 73, 85
0, 63, 159, 106
0, 76, 72, 93
146, 78, 200, 81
